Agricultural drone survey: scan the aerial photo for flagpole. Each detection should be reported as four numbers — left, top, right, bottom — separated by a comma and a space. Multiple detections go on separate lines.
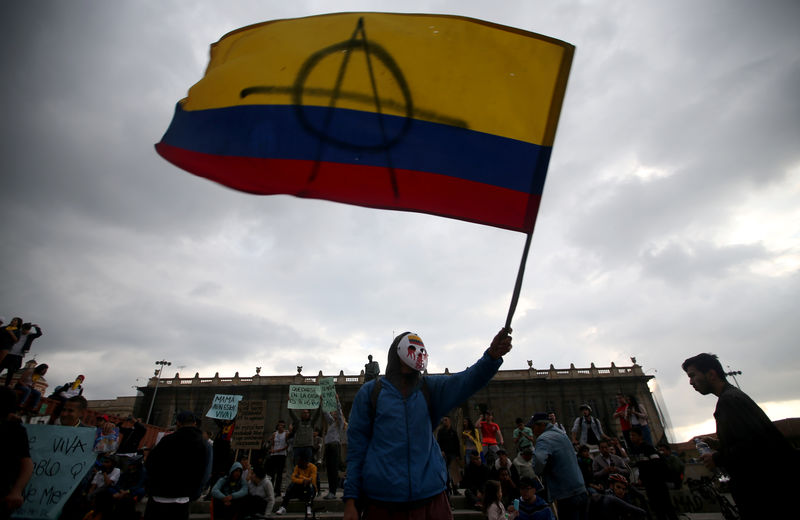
504, 231, 533, 331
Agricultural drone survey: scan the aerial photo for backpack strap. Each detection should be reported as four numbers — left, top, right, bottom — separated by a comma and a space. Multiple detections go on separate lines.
420, 377, 433, 426
367, 376, 436, 433
368, 377, 383, 423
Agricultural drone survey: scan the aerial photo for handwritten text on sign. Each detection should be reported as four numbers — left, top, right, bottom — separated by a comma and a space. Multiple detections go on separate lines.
14, 425, 96, 520
319, 377, 337, 412
288, 385, 321, 409
206, 394, 243, 420
289, 380, 337, 411
232, 400, 267, 449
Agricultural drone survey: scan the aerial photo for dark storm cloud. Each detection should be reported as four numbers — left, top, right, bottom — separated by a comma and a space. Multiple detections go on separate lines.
0, 1, 797, 441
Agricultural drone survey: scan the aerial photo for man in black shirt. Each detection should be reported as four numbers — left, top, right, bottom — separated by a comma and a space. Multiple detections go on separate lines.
437, 416, 462, 494
144, 410, 207, 520
0, 387, 32, 519
683, 353, 797, 518
461, 450, 490, 509
629, 427, 677, 520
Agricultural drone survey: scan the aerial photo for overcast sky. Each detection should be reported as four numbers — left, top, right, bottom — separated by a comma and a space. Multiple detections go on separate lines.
1, 0, 797, 442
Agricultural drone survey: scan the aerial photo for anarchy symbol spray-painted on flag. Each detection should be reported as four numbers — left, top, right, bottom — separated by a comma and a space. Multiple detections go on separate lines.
156, 12, 574, 234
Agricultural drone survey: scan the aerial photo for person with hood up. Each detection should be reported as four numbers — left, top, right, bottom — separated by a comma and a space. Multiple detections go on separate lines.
211, 461, 248, 520
343, 328, 513, 520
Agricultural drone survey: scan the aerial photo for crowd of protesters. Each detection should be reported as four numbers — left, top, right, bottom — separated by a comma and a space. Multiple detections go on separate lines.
3, 318, 795, 520
446, 408, 678, 520
0, 316, 49, 415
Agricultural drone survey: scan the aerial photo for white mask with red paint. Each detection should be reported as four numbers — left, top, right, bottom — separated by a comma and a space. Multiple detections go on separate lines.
397, 333, 428, 372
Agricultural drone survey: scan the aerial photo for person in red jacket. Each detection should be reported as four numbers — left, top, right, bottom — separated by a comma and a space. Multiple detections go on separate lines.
477, 410, 504, 468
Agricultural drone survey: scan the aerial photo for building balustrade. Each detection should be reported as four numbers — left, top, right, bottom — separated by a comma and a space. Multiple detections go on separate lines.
145, 362, 648, 387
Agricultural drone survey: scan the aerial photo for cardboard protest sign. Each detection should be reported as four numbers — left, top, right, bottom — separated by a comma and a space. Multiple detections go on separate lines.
232, 400, 267, 449
14, 425, 97, 520
319, 377, 337, 412
205, 394, 243, 420
288, 385, 321, 409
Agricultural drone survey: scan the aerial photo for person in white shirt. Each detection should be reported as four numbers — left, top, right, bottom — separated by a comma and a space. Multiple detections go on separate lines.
88, 456, 121, 499
244, 466, 276, 517
267, 420, 289, 494
548, 411, 567, 435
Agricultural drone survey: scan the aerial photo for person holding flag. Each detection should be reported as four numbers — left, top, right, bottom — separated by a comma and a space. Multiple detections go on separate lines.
344, 328, 512, 520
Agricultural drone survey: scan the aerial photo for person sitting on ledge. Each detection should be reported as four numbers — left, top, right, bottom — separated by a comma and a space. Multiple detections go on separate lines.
276, 453, 316, 516
211, 461, 248, 520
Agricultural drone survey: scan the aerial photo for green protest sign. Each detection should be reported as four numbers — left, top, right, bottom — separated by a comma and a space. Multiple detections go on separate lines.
319, 377, 337, 412
14, 425, 96, 520
206, 394, 243, 420
288, 384, 320, 409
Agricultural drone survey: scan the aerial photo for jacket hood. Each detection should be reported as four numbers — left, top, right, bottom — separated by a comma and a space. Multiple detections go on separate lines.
228, 461, 244, 477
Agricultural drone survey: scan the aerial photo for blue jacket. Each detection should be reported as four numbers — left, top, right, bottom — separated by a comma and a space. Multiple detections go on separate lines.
517, 495, 556, 520
211, 462, 248, 500
533, 424, 586, 501
344, 350, 502, 502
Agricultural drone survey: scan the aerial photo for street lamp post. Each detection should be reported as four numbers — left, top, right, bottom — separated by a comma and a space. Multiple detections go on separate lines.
145, 359, 171, 425
726, 366, 743, 389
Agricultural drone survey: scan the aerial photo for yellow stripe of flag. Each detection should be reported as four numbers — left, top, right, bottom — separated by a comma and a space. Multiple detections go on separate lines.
182, 12, 574, 146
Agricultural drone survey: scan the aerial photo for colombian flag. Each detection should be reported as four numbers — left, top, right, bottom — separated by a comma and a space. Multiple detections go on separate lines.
156, 13, 573, 233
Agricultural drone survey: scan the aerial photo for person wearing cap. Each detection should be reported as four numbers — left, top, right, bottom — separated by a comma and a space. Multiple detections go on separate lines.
343, 328, 512, 520
570, 404, 608, 451
56, 374, 85, 403
143, 410, 207, 520
528, 412, 587, 520
515, 476, 555, 520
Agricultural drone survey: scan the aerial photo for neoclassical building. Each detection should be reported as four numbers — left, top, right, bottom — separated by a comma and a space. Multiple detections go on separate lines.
135, 361, 665, 448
